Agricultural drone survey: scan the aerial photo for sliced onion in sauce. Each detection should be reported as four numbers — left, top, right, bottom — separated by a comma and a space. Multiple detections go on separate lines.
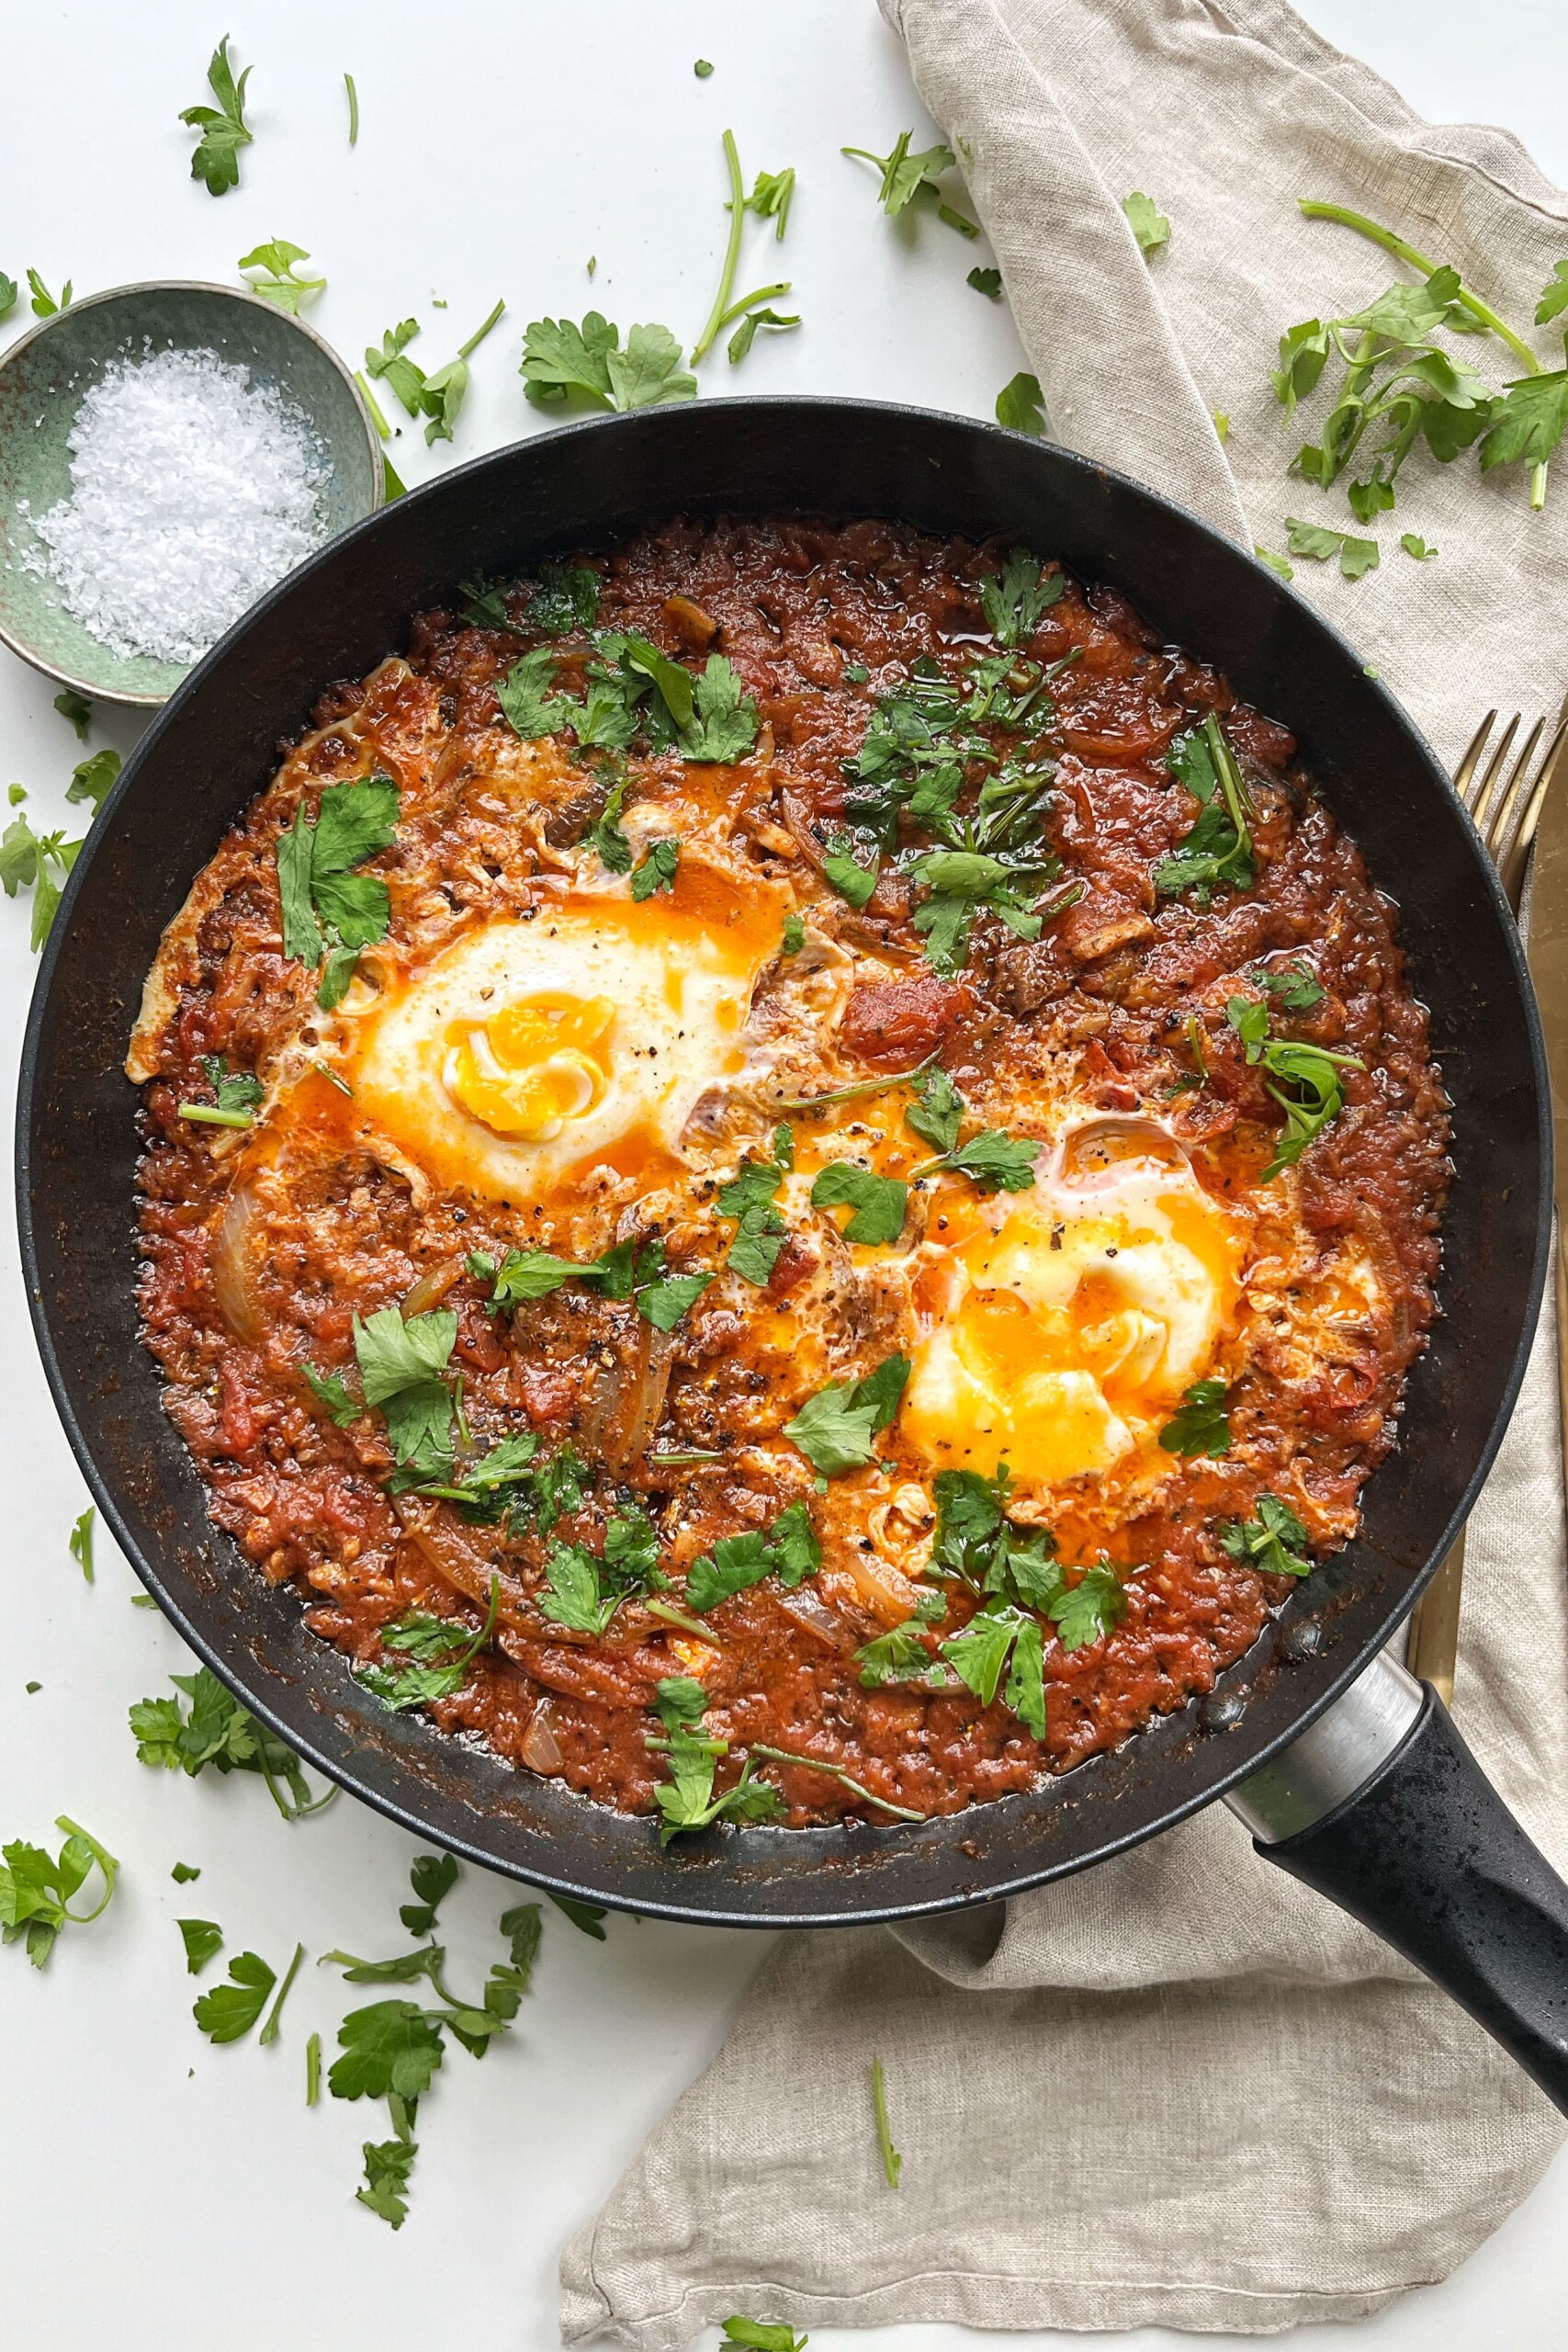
396, 1501, 531, 1633
211, 1183, 264, 1342
518, 1698, 564, 1774
580, 1318, 674, 1476
401, 1256, 465, 1317
777, 1586, 849, 1646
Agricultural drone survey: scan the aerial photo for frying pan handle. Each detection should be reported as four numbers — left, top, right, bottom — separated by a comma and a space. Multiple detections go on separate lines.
1238, 1670, 1568, 2113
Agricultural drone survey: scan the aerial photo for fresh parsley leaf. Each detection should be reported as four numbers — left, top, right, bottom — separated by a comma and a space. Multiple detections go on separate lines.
840, 132, 976, 234
304, 1364, 361, 1426
400, 1853, 459, 1938
721, 2322, 808, 2352
655, 1676, 710, 1732
1224, 993, 1362, 1175
966, 266, 1002, 298
910, 846, 1043, 978
522, 314, 696, 413
1048, 1562, 1127, 1652
548, 1892, 608, 1939
171, 1863, 201, 1884
637, 1266, 714, 1330
358, 1582, 499, 1713
178, 1917, 223, 1975
694, 58, 715, 78
0, 272, 17, 320
1158, 1378, 1231, 1457
365, 319, 425, 415
53, 687, 91, 739
650, 1712, 784, 1845
179, 35, 253, 196
784, 1356, 911, 1476
995, 372, 1045, 435
686, 1503, 820, 1612
942, 1603, 1030, 1707
856, 1622, 934, 1689
1153, 712, 1255, 902
65, 747, 119, 809
1258, 964, 1325, 1012
1255, 544, 1294, 581
275, 775, 398, 992
781, 911, 805, 954
530, 563, 601, 637
728, 306, 800, 365
680, 654, 759, 761
193, 1949, 276, 2043
329, 2000, 446, 2103
0, 1817, 118, 1968
358, 2130, 417, 2230
1221, 1493, 1312, 1577
1537, 263, 1568, 327
1400, 532, 1437, 559
1481, 367, 1568, 476
906, 1068, 964, 1154
353, 1306, 457, 1477
238, 240, 326, 315
62, 1505, 95, 1586
26, 269, 72, 319
129, 1670, 323, 1818
538, 1521, 663, 1636
916, 1125, 1040, 1194
474, 1238, 709, 1329
823, 836, 879, 908
632, 838, 681, 899
810, 1161, 908, 1245
1284, 516, 1380, 580
1122, 192, 1169, 254
0, 814, 83, 951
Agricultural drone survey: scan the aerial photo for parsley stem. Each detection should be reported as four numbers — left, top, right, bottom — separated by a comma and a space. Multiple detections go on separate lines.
1297, 197, 1549, 508
646, 1447, 724, 1467
692, 128, 747, 362
456, 1574, 502, 1668
355, 369, 392, 439
645, 1596, 722, 1642
714, 279, 792, 334
55, 1817, 118, 1922
306, 2030, 321, 2105
259, 1940, 306, 2044
458, 298, 506, 360
177, 1102, 254, 1128
311, 1058, 354, 1096
344, 71, 359, 147
775, 1051, 939, 1114
750, 1745, 925, 1822
872, 2055, 903, 2188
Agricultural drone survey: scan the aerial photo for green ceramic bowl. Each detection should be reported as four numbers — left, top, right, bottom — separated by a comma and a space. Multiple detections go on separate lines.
0, 280, 383, 707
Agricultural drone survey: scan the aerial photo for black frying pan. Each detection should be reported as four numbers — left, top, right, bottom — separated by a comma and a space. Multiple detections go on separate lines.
20, 399, 1568, 2104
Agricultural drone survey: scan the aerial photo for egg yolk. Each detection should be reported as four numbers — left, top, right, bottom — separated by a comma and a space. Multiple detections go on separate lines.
443, 992, 615, 1142
901, 1165, 1247, 1491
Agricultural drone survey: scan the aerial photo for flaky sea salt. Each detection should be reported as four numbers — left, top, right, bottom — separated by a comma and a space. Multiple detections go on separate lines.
30, 345, 329, 664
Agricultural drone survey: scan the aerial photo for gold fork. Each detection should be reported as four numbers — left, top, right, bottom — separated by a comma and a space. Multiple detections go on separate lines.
1404, 706, 1568, 1702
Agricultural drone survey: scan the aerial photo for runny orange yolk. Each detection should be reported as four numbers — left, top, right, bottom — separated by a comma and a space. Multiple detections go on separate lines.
443, 992, 615, 1141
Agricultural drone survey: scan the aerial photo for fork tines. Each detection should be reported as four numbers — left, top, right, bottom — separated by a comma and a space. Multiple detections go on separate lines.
1454, 706, 1568, 910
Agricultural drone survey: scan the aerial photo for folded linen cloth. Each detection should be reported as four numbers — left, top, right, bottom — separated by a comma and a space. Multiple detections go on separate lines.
561, 5, 1568, 2338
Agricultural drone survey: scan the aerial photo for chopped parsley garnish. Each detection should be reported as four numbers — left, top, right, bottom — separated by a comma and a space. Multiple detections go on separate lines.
130, 1668, 332, 1820
353, 1304, 458, 1481
977, 549, 1066, 646
1221, 1495, 1313, 1578
1401, 533, 1437, 560
694, 58, 715, 78
691, 132, 800, 367
686, 1501, 820, 1612
27, 269, 72, 319
823, 835, 879, 908
522, 313, 696, 412
194, 1942, 303, 2045
647, 1678, 785, 1844
872, 2055, 903, 2188
237, 239, 326, 315
171, 1862, 201, 1884
0, 1817, 118, 1967
355, 1578, 501, 1713
810, 1161, 908, 1245
1158, 1378, 1232, 1458
498, 639, 758, 766
53, 688, 91, 739
65, 746, 120, 810
995, 372, 1045, 435
547, 1893, 608, 1939
69, 1506, 94, 1583
304, 1363, 361, 1426
0, 273, 15, 319
1258, 964, 1325, 1012
1224, 992, 1363, 1176
856, 1621, 942, 1690
906, 1074, 1041, 1194
1284, 516, 1380, 580
539, 1513, 667, 1635
180, 35, 253, 195
910, 847, 1045, 978
783, 1355, 910, 1476
928, 1465, 1061, 1610
1122, 192, 1170, 254
721, 2322, 809, 2352
179, 1051, 265, 1129
1046, 1562, 1128, 1652
1152, 712, 1256, 902
966, 266, 1002, 298
178, 1917, 223, 1975
0, 813, 83, 951
468, 1237, 711, 1330
359, 2123, 417, 2230
718, 1129, 794, 1285
632, 838, 681, 899
400, 1852, 459, 1937
276, 775, 399, 1007
530, 563, 601, 636
940, 1604, 1045, 1735
781, 911, 805, 954
840, 131, 977, 236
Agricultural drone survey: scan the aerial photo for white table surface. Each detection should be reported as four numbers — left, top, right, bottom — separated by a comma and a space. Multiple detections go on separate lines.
3, 3, 1565, 2346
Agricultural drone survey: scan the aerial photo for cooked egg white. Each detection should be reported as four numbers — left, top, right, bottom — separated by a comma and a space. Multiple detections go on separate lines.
338, 856, 789, 1206
900, 1122, 1248, 1490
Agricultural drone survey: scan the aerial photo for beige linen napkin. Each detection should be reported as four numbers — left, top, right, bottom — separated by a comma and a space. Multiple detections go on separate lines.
561, 5, 1568, 2338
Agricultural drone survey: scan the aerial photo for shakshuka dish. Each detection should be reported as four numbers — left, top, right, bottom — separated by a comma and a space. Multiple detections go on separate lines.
130, 518, 1449, 1838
